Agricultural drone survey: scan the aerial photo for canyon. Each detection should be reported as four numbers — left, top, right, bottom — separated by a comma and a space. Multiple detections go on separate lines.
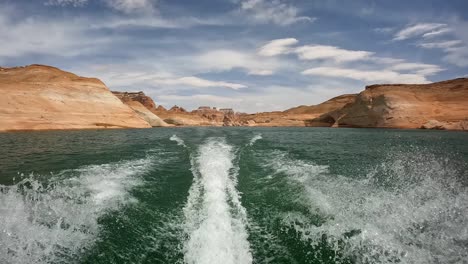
0, 64, 467, 131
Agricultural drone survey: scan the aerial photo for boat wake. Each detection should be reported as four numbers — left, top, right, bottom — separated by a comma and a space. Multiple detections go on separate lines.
182, 138, 252, 264
263, 149, 468, 263
0, 157, 153, 264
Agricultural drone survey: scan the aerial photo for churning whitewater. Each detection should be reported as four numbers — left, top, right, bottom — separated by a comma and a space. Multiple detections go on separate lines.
182, 137, 252, 264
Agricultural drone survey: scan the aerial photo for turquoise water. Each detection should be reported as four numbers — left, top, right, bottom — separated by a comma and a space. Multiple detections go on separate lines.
0, 127, 467, 264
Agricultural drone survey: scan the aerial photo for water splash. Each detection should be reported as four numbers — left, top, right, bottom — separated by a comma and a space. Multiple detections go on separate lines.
183, 138, 252, 264
248, 134, 263, 146
264, 150, 468, 264
0, 158, 152, 264
170, 135, 187, 147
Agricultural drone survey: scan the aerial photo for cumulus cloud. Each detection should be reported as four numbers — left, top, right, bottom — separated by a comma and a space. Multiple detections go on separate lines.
302, 67, 429, 84
258, 38, 298, 56
394, 23, 448, 40
239, 0, 314, 26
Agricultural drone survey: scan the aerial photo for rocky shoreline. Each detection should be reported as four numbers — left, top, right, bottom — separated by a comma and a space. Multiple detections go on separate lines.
1, 65, 467, 131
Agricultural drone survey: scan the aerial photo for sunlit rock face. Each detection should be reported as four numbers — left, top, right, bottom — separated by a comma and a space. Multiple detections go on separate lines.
0, 65, 151, 131
307, 78, 468, 130
112, 91, 169, 127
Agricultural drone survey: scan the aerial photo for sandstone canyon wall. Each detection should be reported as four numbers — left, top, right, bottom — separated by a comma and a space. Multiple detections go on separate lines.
0, 65, 151, 131
1, 64, 466, 131
308, 78, 468, 130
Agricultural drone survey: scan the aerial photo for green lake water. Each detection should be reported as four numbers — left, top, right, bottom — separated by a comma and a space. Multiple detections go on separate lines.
0, 127, 467, 264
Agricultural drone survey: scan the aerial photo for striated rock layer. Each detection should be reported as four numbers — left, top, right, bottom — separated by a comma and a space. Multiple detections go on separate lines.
0, 65, 151, 131
112, 91, 169, 127
308, 78, 468, 130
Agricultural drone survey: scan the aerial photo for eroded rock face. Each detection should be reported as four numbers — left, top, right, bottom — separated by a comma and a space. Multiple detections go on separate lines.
112, 91, 157, 110
154, 106, 237, 126
123, 101, 169, 127
0, 65, 151, 131
308, 78, 468, 130
112, 91, 168, 127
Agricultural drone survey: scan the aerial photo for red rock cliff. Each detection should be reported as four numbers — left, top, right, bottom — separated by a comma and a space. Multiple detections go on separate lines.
308, 78, 468, 130
0, 65, 151, 131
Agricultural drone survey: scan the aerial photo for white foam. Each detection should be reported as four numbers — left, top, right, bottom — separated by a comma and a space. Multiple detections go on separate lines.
170, 134, 187, 147
264, 149, 468, 264
0, 157, 151, 264
248, 134, 262, 146
183, 138, 252, 264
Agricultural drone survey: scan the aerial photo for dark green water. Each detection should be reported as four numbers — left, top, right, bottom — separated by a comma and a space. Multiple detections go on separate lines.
1, 127, 467, 264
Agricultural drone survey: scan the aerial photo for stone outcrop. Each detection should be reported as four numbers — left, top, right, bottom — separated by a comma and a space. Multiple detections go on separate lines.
0, 65, 151, 131
112, 91, 168, 127
307, 78, 468, 130
154, 105, 242, 126
238, 94, 357, 127
112, 91, 157, 110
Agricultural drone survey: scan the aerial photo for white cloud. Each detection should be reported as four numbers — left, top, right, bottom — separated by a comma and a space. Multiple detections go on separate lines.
374, 27, 394, 34
294, 45, 374, 62
422, 28, 453, 38
302, 67, 429, 84
193, 49, 280, 75
394, 23, 447, 40
248, 69, 274, 76
0, 10, 112, 57
45, 0, 88, 6
443, 47, 468, 67
258, 38, 298, 56
239, 0, 314, 26
389, 63, 444, 75
158, 94, 243, 105
104, 0, 155, 13
154, 76, 246, 90
419, 40, 462, 49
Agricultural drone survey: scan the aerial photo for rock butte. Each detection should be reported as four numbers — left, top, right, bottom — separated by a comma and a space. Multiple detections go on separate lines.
0, 64, 467, 131
0, 65, 150, 131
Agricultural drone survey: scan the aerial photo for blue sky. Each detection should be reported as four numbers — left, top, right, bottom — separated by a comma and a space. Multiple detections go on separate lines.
1, 0, 467, 112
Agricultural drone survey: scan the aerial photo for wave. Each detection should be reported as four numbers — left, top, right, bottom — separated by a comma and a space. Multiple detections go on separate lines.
183, 138, 252, 264
263, 149, 468, 264
0, 157, 152, 264
248, 134, 262, 146
170, 134, 187, 147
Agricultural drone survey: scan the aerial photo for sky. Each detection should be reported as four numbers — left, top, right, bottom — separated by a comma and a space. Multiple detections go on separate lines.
1, 0, 468, 113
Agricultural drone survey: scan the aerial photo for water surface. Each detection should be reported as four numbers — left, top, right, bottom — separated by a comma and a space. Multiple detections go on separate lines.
1, 127, 467, 263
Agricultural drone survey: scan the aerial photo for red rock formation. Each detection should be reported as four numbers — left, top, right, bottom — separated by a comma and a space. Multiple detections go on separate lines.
308, 78, 468, 130
112, 91, 157, 110
0, 65, 151, 131
238, 94, 357, 127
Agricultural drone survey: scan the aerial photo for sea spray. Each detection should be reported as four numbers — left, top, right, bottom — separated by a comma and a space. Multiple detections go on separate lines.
0, 157, 152, 264
248, 134, 263, 146
183, 138, 252, 264
170, 134, 187, 147
262, 149, 468, 264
